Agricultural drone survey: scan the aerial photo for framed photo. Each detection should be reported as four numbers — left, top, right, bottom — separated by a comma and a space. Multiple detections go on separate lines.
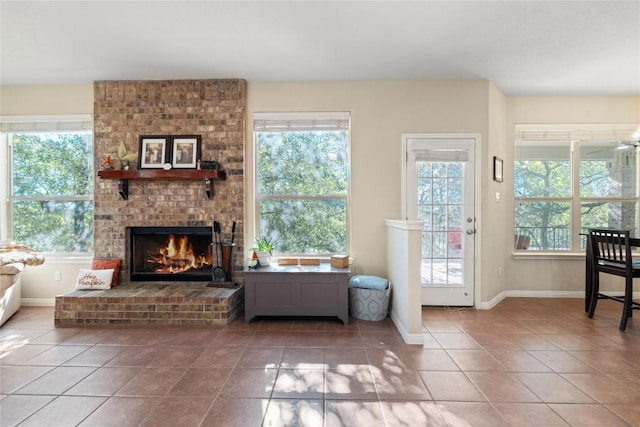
139, 136, 169, 169
493, 156, 504, 182
171, 135, 201, 169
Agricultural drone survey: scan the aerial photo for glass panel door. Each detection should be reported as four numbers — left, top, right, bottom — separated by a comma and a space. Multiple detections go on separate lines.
406, 137, 475, 306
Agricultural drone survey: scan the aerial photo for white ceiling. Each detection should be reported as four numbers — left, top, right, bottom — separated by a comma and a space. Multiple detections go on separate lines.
1, 1, 639, 96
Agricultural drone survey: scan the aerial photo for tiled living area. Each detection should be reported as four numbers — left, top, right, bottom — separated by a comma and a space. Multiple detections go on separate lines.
1, 298, 639, 426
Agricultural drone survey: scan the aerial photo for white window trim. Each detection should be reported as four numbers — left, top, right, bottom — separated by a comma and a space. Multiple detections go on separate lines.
514, 123, 640, 253
0, 114, 94, 252
253, 112, 351, 257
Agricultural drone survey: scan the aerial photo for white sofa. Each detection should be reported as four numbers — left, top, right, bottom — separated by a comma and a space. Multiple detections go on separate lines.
0, 241, 45, 326
1, 262, 24, 326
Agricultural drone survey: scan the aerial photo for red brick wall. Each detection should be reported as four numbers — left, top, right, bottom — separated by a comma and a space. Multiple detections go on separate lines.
93, 79, 245, 283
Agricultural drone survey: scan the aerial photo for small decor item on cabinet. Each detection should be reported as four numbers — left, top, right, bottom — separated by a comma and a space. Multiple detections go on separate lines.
248, 250, 260, 269
256, 251, 271, 266
171, 135, 201, 169
255, 236, 277, 266
331, 254, 349, 268
139, 136, 169, 169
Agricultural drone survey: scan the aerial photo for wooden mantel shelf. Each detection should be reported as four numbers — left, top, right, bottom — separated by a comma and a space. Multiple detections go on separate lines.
98, 169, 227, 200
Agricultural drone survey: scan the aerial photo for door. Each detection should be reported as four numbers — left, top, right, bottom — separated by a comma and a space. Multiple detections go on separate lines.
405, 136, 476, 306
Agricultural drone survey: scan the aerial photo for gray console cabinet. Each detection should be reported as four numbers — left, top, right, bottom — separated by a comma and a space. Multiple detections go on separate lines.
244, 264, 350, 324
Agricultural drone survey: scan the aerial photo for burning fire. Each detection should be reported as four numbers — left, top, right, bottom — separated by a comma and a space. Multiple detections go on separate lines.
147, 235, 211, 274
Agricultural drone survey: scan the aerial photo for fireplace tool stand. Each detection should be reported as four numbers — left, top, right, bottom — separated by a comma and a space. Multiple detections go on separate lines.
208, 220, 238, 288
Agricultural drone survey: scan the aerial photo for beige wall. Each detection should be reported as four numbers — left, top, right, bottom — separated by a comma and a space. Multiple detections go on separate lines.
505, 96, 640, 294
3, 82, 638, 304
484, 83, 508, 303
1, 84, 94, 301
0, 84, 93, 115
246, 80, 492, 290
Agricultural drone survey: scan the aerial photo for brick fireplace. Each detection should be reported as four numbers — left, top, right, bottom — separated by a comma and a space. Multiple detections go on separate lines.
93, 79, 245, 280
55, 79, 246, 326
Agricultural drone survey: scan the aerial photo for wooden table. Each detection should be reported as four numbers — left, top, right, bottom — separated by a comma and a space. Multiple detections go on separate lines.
243, 263, 350, 324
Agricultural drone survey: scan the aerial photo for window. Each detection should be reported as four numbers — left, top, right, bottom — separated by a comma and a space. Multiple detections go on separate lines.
254, 112, 350, 255
1, 115, 94, 254
514, 125, 639, 251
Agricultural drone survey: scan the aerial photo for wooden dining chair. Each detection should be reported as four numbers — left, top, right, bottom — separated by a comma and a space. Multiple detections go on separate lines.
588, 229, 640, 331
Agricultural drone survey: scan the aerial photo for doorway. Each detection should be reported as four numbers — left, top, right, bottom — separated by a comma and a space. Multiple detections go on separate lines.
404, 135, 476, 306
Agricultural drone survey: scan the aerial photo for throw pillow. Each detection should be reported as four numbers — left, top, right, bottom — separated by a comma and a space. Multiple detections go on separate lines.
75, 268, 114, 290
92, 258, 122, 287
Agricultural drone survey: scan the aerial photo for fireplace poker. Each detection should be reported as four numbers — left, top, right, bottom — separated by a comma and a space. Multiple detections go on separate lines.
223, 221, 237, 282
212, 221, 226, 282
230, 221, 236, 244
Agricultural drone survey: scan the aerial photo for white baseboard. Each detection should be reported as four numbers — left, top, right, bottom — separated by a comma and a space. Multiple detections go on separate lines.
21, 298, 55, 307
475, 290, 639, 311
475, 291, 507, 310
471, 289, 636, 310
389, 312, 424, 345
504, 290, 584, 298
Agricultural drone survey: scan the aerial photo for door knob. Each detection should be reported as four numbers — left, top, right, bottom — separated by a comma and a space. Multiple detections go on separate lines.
466, 229, 476, 235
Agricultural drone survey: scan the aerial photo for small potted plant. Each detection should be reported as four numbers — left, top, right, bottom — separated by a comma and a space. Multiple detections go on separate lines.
255, 236, 277, 266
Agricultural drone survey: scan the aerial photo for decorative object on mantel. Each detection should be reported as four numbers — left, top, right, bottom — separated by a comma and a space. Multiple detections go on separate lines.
200, 160, 221, 170
99, 155, 114, 170
139, 135, 169, 169
171, 135, 201, 169
117, 141, 138, 170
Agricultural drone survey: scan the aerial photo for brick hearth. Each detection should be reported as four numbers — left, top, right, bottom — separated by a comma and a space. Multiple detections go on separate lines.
54, 283, 244, 326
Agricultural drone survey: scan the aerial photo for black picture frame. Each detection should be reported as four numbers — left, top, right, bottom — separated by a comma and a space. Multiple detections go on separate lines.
493, 156, 504, 182
171, 135, 201, 169
139, 136, 169, 169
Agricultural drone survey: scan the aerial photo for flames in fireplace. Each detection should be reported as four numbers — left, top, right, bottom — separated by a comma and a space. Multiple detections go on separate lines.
147, 235, 212, 274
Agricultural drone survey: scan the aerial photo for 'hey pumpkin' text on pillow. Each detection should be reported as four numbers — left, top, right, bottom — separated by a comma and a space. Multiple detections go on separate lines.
75, 268, 114, 290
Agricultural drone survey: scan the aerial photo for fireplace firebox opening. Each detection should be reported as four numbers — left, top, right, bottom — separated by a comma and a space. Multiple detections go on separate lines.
129, 226, 214, 282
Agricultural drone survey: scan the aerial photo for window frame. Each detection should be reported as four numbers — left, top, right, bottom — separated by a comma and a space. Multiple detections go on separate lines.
514, 124, 640, 253
1, 115, 94, 256
253, 112, 351, 257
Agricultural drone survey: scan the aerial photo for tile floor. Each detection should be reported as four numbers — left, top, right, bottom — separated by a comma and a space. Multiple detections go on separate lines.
1, 297, 639, 426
